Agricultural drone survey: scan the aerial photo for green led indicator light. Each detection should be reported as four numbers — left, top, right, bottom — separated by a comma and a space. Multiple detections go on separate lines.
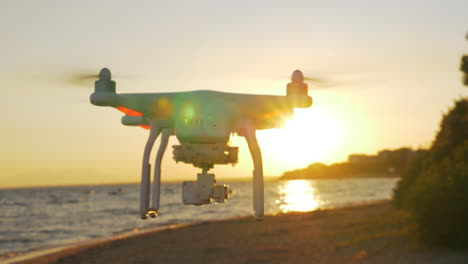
183, 105, 195, 118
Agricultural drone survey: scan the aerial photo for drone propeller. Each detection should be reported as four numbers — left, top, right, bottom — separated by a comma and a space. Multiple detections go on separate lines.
67, 68, 130, 87
286, 72, 332, 89
68, 73, 100, 87
303, 76, 327, 83
284, 70, 379, 90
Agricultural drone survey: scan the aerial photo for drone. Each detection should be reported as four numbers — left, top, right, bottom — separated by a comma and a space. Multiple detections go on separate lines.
90, 68, 312, 219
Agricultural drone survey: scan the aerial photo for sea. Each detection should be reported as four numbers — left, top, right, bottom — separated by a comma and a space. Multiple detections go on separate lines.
0, 178, 398, 260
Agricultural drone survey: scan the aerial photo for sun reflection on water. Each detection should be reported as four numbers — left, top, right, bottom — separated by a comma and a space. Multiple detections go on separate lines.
276, 180, 320, 213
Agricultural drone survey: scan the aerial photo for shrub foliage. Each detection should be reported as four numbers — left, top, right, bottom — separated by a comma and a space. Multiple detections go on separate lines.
394, 98, 468, 247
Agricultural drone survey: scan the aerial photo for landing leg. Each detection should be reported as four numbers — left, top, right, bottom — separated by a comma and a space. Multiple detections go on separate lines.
140, 123, 161, 219
244, 126, 264, 220
148, 129, 170, 218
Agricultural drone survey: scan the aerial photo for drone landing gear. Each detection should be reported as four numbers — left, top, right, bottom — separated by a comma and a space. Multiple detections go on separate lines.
140, 124, 171, 219
139, 121, 264, 220
149, 129, 170, 217
243, 125, 264, 220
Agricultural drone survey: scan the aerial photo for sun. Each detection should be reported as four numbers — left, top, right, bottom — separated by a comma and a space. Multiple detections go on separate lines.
257, 107, 340, 170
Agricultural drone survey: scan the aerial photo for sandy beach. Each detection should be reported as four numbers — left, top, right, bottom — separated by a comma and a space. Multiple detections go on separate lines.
7, 201, 468, 264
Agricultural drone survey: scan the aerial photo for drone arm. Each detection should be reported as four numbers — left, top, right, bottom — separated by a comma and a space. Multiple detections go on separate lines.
243, 124, 264, 220
150, 129, 171, 214
140, 122, 161, 219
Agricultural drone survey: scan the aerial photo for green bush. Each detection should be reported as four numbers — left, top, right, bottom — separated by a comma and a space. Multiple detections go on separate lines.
394, 98, 468, 248
393, 152, 427, 207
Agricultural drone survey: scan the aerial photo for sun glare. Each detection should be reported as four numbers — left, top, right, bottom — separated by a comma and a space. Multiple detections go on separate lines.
276, 180, 320, 212
258, 107, 340, 170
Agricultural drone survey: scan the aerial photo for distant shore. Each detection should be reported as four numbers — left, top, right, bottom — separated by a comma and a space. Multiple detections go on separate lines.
280, 174, 401, 181
280, 147, 427, 181
7, 201, 468, 264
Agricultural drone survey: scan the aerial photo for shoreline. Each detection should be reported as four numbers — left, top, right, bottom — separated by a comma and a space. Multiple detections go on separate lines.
2, 222, 205, 264
5, 200, 468, 264
2, 200, 386, 263
2, 218, 248, 264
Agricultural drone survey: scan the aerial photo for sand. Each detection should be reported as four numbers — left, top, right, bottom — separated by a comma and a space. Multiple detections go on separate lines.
7, 201, 468, 264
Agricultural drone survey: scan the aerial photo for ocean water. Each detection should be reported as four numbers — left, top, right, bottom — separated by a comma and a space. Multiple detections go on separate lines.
0, 178, 398, 259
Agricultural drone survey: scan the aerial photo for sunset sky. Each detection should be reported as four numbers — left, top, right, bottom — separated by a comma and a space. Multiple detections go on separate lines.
1, 0, 467, 188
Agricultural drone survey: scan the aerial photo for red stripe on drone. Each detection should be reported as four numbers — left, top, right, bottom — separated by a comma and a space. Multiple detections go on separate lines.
116, 106, 143, 117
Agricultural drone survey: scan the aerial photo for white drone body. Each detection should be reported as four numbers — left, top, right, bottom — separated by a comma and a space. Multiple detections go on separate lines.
90, 69, 312, 219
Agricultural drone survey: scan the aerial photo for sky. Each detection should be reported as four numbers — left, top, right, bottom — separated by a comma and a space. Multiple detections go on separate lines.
1, 0, 467, 188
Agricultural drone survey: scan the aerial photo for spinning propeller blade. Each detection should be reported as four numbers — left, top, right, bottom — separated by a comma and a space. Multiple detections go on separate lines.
303, 76, 327, 84
283, 70, 379, 90
68, 73, 100, 87
68, 68, 130, 87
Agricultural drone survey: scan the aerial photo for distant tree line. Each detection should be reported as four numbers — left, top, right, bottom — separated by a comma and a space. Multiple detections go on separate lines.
461, 33, 468, 85
461, 55, 468, 85
280, 147, 426, 180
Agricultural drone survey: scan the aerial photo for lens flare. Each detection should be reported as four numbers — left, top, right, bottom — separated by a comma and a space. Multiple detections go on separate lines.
152, 97, 173, 119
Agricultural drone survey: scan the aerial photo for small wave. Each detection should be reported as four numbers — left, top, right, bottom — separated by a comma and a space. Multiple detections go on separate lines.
100, 208, 137, 215
12, 202, 28, 207
39, 229, 72, 235
0, 252, 20, 260
108, 188, 125, 195
82, 190, 95, 195
163, 202, 181, 208
162, 187, 175, 194
0, 238, 43, 244
47, 199, 61, 205
114, 227, 141, 235
47, 198, 80, 205
0, 201, 29, 207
